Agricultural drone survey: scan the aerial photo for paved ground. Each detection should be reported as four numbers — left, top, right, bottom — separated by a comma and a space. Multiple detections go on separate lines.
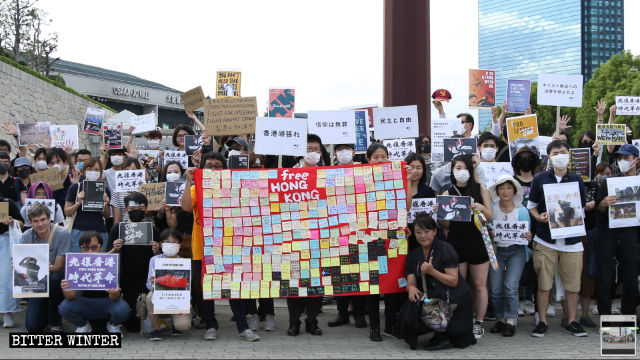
0, 300, 613, 359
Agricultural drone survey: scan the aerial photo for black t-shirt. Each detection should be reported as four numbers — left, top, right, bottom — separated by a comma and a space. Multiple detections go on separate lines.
0, 176, 26, 203
0, 199, 24, 234
416, 183, 436, 198
405, 239, 469, 301
66, 182, 111, 233
584, 180, 599, 231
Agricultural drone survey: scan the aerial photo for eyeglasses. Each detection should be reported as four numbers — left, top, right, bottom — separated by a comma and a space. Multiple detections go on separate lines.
81, 245, 101, 251
205, 163, 224, 170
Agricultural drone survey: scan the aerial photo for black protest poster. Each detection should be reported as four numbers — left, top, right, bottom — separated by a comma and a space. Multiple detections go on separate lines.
443, 138, 477, 162
228, 154, 249, 169
436, 195, 473, 222
82, 180, 105, 212
184, 135, 203, 156
118, 222, 153, 245
165, 181, 186, 207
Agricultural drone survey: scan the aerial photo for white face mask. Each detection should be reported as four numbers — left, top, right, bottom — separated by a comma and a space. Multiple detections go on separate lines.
304, 152, 321, 166
166, 173, 180, 181
111, 155, 124, 166
480, 148, 496, 161
228, 150, 241, 158
84, 170, 101, 181
55, 164, 68, 172
162, 242, 180, 257
148, 139, 161, 149
336, 149, 354, 164
35, 160, 48, 170
618, 159, 636, 174
453, 169, 470, 183
551, 153, 570, 170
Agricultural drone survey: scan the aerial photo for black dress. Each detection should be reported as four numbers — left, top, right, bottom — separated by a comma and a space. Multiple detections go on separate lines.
407, 183, 436, 251
446, 183, 489, 265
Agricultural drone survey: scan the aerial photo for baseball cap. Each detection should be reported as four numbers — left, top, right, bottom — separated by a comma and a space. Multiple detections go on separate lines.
614, 144, 639, 157
431, 89, 452, 102
226, 137, 249, 150
14, 157, 32, 168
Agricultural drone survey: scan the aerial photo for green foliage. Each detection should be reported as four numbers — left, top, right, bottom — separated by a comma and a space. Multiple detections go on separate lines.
46, 73, 64, 85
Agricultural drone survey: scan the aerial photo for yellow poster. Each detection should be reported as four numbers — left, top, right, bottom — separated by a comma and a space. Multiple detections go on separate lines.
216, 71, 241, 98
506, 114, 540, 158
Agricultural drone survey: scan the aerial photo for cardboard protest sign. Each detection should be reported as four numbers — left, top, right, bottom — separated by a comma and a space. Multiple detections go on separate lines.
543, 182, 586, 239
165, 181, 186, 207
18, 122, 51, 147
477, 162, 514, 188
354, 110, 369, 153
23, 198, 55, 220
184, 135, 203, 156
115, 170, 146, 192
615, 96, 640, 116
436, 196, 472, 222
606, 176, 640, 229
82, 180, 105, 212
254, 117, 307, 156
382, 138, 416, 161
83, 107, 105, 135
29, 167, 63, 191
194, 161, 409, 300
408, 198, 437, 223
493, 221, 529, 245
268, 88, 295, 117
443, 138, 477, 162
65, 253, 119, 290
153, 258, 191, 314
103, 123, 123, 149
507, 114, 540, 158
204, 97, 258, 136
469, 69, 495, 109
181, 86, 205, 111
308, 110, 356, 145
430, 118, 464, 163
229, 155, 249, 169
50, 125, 79, 149
506, 79, 531, 114
0, 202, 8, 223
119, 222, 153, 245
537, 74, 583, 107
138, 182, 165, 211
569, 148, 591, 181
164, 150, 188, 170
372, 105, 419, 139
216, 70, 241, 97
596, 124, 627, 145
130, 113, 157, 134
13, 244, 49, 298
538, 136, 553, 156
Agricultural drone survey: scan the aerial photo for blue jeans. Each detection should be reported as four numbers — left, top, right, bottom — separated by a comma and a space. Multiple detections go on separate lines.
26, 272, 64, 332
58, 296, 131, 327
70, 229, 108, 254
489, 245, 527, 322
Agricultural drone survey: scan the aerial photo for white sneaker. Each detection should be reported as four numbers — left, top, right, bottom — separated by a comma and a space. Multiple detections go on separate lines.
106, 322, 122, 335
75, 323, 92, 333
546, 304, 556, 317
611, 305, 621, 314
518, 303, 525, 316
49, 325, 64, 332
203, 327, 217, 340
247, 314, 260, 331
264, 314, 276, 331
239, 329, 260, 342
472, 322, 485, 339
523, 300, 535, 315
2, 314, 15, 328
592, 305, 599, 315
534, 312, 540, 326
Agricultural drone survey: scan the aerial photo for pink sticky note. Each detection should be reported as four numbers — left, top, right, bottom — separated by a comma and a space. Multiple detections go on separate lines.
367, 202, 377, 211
203, 218, 213, 227
203, 208, 212, 217
253, 227, 263, 235
244, 226, 253, 236
381, 163, 392, 172
243, 273, 253, 281
233, 236, 243, 245
346, 204, 356, 213
231, 198, 240, 207
388, 210, 398, 219
344, 168, 354, 177
355, 183, 366, 193
393, 170, 403, 179
241, 207, 251, 216
310, 230, 320, 239
212, 198, 222, 207
253, 272, 262, 281
221, 188, 231, 197
260, 188, 269, 196
339, 236, 349, 246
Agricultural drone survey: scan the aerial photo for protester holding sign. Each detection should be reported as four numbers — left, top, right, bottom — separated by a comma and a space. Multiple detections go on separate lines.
59, 230, 130, 334
65, 157, 111, 253
487, 175, 531, 337
404, 153, 435, 251
156, 161, 194, 259
110, 158, 146, 225
20, 182, 64, 229
595, 144, 640, 316
46, 147, 79, 209
437, 154, 493, 340
0, 198, 23, 329
12, 157, 35, 197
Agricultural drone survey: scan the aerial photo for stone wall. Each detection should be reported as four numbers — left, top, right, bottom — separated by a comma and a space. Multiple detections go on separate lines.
0, 60, 114, 156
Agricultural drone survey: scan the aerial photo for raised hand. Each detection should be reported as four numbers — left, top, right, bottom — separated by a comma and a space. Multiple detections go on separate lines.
594, 99, 606, 117
558, 115, 572, 131
2, 121, 18, 136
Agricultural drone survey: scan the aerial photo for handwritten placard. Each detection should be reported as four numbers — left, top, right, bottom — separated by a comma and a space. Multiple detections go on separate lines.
408, 198, 437, 223
254, 117, 307, 156
307, 110, 356, 144
204, 97, 258, 136
493, 221, 529, 245
138, 182, 165, 211
29, 168, 63, 191
50, 125, 79, 149
596, 124, 627, 145
164, 150, 188, 170
181, 86, 205, 111
130, 113, 157, 134
115, 170, 146, 192
615, 96, 640, 116
382, 138, 416, 161
216, 71, 241, 98
373, 105, 419, 140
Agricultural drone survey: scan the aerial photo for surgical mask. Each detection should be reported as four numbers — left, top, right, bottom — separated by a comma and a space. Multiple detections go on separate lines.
148, 139, 160, 149
84, 171, 101, 181
618, 159, 636, 174
128, 209, 146, 222
76, 161, 84, 172
166, 173, 180, 181
55, 164, 68, 172
0, 163, 8, 175
228, 150, 241, 158
550, 153, 570, 170
35, 160, 48, 170
110, 155, 124, 166
453, 169, 470, 183
162, 243, 180, 257
480, 148, 496, 161
304, 152, 321, 166
336, 149, 353, 164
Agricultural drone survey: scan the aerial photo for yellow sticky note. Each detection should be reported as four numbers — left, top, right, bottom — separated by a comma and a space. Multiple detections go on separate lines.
263, 271, 272, 281
370, 285, 379, 294
224, 227, 234, 236
300, 260, 310, 269
320, 238, 330, 249
341, 264, 351, 274
270, 288, 279, 297
370, 261, 379, 271
388, 249, 398, 258
310, 268, 320, 277
203, 189, 212, 198
291, 241, 301, 251
360, 282, 369, 292
321, 258, 331, 267
231, 282, 241, 291
376, 191, 386, 200
202, 274, 212, 292
357, 203, 367, 213
360, 263, 369, 272
324, 286, 334, 295
398, 238, 408, 255
331, 257, 340, 267
282, 243, 291, 253
250, 289, 259, 299
260, 289, 270, 298
376, 200, 386, 210
270, 203, 280, 213
316, 178, 326, 187
241, 289, 251, 299
301, 249, 311, 259
353, 167, 363, 176
213, 208, 223, 217
253, 254, 262, 264
350, 264, 359, 273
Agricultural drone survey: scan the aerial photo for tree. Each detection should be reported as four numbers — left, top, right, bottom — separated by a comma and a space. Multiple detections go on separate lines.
1, 0, 37, 61
23, 7, 58, 75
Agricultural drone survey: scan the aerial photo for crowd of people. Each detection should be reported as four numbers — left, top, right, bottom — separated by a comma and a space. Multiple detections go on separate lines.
0, 96, 637, 351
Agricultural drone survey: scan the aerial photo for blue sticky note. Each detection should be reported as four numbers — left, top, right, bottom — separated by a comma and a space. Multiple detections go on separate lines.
310, 259, 320, 268
242, 247, 251, 256
311, 249, 321, 259
214, 228, 223, 237
384, 180, 394, 190
291, 212, 301, 220
264, 235, 273, 245
251, 206, 260, 216
398, 278, 407, 288
359, 253, 368, 263
273, 234, 283, 244
386, 200, 396, 210
328, 216, 339, 226
268, 170, 278, 178
272, 214, 281, 224
397, 200, 406, 210
339, 214, 349, 224
319, 218, 329, 229
290, 203, 299, 212
213, 219, 223, 227
232, 171, 241, 180
328, 205, 338, 215
321, 249, 331, 258
215, 264, 225, 273
337, 204, 347, 214
253, 247, 262, 255
311, 277, 321, 287
375, 182, 384, 191
317, 200, 327, 209
379, 210, 389, 220
292, 230, 302, 239
310, 240, 320, 249
204, 237, 214, 246
223, 255, 233, 264
203, 247, 213, 256
301, 269, 310, 278
263, 225, 272, 234
309, 209, 319, 218
203, 198, 213, 208
366, 192, 376, 202
308, 219, 318, 229
262, 216, 272, 225
378, 256, 389, 274
396, 189, 406, 199
264, 246, 273, 255
233, 255, 242, 263
320, 229, 330, 238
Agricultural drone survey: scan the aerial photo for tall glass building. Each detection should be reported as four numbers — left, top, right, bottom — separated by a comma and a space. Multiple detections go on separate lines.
477, 0, 624, 131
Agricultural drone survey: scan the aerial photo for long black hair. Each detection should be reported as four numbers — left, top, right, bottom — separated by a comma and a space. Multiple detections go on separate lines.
449, 154, 477, 186
404, 153, 427, 185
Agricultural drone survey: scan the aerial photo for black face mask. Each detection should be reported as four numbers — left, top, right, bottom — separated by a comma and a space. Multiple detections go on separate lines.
422, 143, 431, 154
128, 209, 146, 222
579, 141, 593, 149
16, 168, 31, 178
0, 163, 8, 175
518, 157, 535, 172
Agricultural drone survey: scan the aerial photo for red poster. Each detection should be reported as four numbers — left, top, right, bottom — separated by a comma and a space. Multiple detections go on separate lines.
469, 69, 496, 109
194, 162, 409, 300
268, 89, 295, 118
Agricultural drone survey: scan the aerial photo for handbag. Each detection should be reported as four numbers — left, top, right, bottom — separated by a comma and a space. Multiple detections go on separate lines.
419, 268, 456, 332
63, 185, 80, 232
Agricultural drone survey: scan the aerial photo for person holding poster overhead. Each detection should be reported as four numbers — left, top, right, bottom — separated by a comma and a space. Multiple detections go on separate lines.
594, 144, 640, 316
0, 198, 23, 329
59, 231, 130, 334
527, 140, 587, 338
437, 154, 493, 340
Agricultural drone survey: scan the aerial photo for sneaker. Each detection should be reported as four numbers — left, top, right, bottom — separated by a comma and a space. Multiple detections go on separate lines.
2, 314, 15, 328
580, 316, 598, 328
239, 329, 260, 342
202, 327, 217, 340
490, 321, 505, 334
561, 317, 568, 328
518, 307, 525, 316
49, 325, 64, 333
565, 321, 587, 337
75, 323, 92, 333
171, 327, 183, 336
195, 318, 207, 329
531, 321, 548, 338
106, 322, 121, 334
264, 314, 276, 331
503, 323, 516, 337
149, 330, 162, 341
473, 322, 485, 339
546, 304, 556, 317
382, 328, 397, 339
523, 300, 535, 315
534, 312, 540, 326
370, 327, 382, 342
247, 315, 260, 331
592, 305, 599, 315
611, 305, 621, 314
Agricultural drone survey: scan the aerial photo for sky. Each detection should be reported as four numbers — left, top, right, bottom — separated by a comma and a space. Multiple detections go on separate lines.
38, 0, 640, 121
